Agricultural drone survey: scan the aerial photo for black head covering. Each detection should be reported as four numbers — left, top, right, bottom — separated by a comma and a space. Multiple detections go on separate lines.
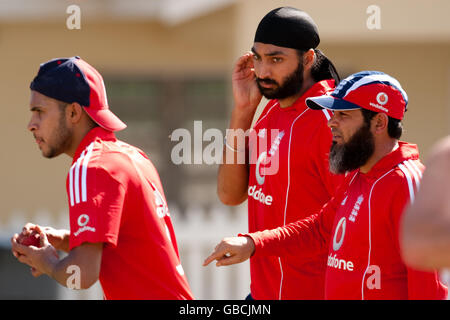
254, 7, 340, 84
254, 7, 320, 51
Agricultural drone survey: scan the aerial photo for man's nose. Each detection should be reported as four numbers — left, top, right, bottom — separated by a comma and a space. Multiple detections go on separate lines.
255, 62, 271, 80
328, 114, 337, 128
27, 116, 37, 132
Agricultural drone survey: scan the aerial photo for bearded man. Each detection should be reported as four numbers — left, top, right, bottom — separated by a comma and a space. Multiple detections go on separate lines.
206, 71, 448, 300
216, 7, 343, 299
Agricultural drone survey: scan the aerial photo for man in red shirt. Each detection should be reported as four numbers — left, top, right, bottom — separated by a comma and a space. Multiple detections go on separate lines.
217, 7, 343, 299
11, 56, 194, 300
206, 71, 448, 299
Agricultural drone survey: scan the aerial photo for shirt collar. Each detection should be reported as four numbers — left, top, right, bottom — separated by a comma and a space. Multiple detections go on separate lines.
358, 141, 420, 179
275, 79, 336, 112
72, 127, 116, 165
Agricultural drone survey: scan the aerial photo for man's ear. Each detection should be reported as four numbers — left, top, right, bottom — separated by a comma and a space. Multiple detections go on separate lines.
303, 49, 315, 70
372, 112, 389, 135
66, 102, 83, 125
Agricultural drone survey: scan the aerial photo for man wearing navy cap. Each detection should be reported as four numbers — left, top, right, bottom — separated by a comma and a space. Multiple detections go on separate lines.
206, 71, 448, 299
11, 56, 194, 300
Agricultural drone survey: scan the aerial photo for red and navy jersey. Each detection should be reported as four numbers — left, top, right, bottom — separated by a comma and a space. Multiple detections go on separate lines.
67, 127, 194, 300
249, 142, 448, 299
247, 79, 344, 299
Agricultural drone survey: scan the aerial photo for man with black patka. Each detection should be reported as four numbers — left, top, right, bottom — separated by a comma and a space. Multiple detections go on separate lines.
214, 7, 344, 300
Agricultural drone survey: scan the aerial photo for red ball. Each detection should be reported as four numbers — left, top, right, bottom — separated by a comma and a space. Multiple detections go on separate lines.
17, 231, 41, 247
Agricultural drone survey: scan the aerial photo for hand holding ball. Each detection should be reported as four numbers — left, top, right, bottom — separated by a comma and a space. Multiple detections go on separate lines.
17, 230, 41, 248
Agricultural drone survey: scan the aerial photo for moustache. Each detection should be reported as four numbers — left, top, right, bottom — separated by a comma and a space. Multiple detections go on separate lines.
256, 78, 278, 86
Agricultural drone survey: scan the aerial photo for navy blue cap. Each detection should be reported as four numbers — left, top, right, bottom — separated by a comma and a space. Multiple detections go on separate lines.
30, 56, 90, 106
306, 71, 408, 120
30, 56, 126, 131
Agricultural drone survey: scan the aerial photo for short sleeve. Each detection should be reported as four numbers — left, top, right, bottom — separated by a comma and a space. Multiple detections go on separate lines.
68, 166, 126, 250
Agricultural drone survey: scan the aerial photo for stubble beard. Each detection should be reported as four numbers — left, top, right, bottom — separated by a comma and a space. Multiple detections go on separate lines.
42, 111, 73, 159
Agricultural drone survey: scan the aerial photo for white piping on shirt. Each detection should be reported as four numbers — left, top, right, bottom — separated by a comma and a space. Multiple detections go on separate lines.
69, 142, 94, 207
277, 108, 309, 300
253, 101, 279, 128
361, 161, 421, 299
361, 168, 394, 300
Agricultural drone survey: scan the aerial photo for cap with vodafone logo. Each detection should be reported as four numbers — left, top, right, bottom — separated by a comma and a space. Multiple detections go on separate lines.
30, 56, 126, 132
305, 71, 408, 120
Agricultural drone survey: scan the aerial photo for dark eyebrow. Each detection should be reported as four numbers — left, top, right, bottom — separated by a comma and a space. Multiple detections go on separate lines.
251, 47, 286, 57
265, 50, 287, 57
30, 106, 42, 112
251, 47, 259, 57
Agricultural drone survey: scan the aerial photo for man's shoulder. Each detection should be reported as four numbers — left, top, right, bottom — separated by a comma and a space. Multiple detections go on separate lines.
70, 139, 150, 180
373, 159, 423, 201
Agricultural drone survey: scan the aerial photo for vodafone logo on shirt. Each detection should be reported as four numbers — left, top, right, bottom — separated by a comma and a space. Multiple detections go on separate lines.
254, 131, 284, 185
74, 213, 96, 237
255, 152, 267, 185
333, 217, 346, 251
78, 214, 90, 227
249, 130, 284, 206
327, 217, 354, 272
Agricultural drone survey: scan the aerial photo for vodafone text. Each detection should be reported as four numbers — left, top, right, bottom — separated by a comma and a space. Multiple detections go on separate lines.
327, 255, 382, 290
327, 254, 354, 271
248, 185, 273, 206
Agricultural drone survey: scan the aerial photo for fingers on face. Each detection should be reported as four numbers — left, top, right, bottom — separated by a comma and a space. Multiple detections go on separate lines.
236, 52, 254, 71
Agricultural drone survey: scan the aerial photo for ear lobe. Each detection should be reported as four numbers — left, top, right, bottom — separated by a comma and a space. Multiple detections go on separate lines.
303, 49, 315, 69
373, 113, 389, 134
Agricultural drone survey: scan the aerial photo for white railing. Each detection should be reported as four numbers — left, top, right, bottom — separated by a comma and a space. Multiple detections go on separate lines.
171, 203, 251, 300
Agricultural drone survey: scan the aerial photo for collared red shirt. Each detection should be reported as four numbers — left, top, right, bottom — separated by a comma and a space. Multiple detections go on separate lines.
247, 79, 344, 299
249, 142, 448, 299
67, 127, 193, 300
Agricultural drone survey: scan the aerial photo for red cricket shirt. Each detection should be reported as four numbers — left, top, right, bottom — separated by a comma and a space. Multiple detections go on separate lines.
247, 79, 344, 299
248, 142, 448, 299
67, 127, 194, 300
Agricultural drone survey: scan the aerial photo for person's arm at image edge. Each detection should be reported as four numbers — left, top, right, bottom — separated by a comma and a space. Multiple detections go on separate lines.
401, 136, 450, 270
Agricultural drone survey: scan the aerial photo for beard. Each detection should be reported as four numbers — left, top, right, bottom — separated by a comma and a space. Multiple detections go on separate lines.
42, 111, 73, 158
329, 121, 375, 174
256, 61, 304, 100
